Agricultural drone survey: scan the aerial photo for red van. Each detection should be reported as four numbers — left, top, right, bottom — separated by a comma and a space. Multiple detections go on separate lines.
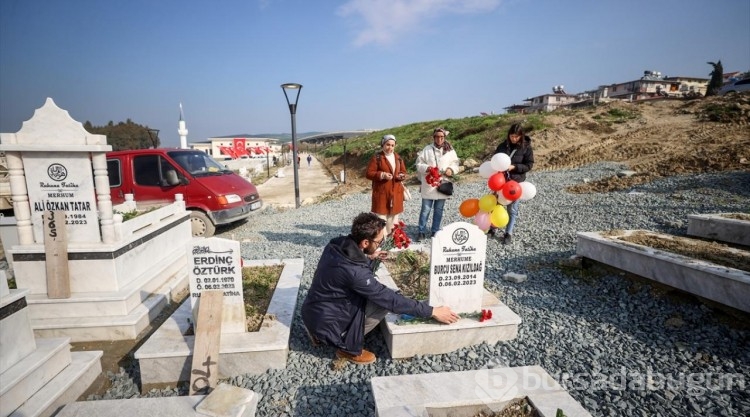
107, 148, 262, 236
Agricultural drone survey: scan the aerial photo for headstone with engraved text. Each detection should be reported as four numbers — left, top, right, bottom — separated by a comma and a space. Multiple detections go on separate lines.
429, 222, 486, 314
188, 238, 246, 333
24, 154, 100, 243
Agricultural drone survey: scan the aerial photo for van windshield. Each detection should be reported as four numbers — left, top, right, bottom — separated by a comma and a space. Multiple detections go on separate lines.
168, 151, 231, 177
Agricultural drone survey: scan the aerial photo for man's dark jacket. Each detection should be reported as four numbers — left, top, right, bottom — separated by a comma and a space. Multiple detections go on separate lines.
301, 235, 432, 354
494, 136, 534, 182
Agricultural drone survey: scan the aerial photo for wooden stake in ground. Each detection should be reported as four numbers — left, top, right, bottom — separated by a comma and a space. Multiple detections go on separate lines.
43, 210, 70, 299
190, 290, 224, 395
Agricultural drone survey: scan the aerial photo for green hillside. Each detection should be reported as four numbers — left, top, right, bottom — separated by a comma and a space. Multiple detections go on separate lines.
318, 113, 548, 173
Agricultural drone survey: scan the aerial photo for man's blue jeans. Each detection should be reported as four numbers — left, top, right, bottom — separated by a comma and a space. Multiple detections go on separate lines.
418, 198, 446, 235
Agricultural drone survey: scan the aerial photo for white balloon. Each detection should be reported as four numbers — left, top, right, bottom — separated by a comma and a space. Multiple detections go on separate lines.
519, 182, 537, 201
496, 195, 513, 206
490, 153, 511, 172
478, 161, 496, 178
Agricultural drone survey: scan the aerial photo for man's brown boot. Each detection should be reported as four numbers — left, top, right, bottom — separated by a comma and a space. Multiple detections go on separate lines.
335, 349, 376, 365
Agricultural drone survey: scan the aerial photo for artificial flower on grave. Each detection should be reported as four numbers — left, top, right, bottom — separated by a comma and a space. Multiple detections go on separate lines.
396, 309, 494, 325
372, 221, 412, 272
391, 221, 411, 249
425, 166, 442, 187
479, 309, 493, 322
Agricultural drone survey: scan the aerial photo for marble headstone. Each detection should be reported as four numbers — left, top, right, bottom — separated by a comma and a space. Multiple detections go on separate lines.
24, 154, 100, 243
188, 238, 246, 334
429, 222, 486, 314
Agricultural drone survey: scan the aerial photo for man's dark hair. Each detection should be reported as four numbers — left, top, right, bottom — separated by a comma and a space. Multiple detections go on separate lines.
351, 212, 386, 243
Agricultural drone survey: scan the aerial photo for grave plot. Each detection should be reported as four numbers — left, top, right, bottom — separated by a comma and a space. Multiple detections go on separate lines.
371, 365, 591, 417
576, 229, 750, 313
135, 237, 302, 391
0, 98, 191, 342
687, 212, 750, 247
376, 222, 521, 359
0, 272, 102, 417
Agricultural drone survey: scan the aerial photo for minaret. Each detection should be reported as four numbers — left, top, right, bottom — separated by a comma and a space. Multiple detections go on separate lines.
178, 102, 188, 149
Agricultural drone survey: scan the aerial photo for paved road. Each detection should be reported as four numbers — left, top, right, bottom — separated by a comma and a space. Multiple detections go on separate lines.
254, 155, 338, 208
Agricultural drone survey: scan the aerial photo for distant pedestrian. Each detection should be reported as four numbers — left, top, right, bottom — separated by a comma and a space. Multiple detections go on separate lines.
365, 134, 407, 234
307, 154, 312, 167
415, 128, 459, 241
297, 155, 301, 166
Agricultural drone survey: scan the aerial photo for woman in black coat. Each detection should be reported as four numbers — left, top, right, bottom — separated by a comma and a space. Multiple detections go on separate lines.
491, 123, 534, 244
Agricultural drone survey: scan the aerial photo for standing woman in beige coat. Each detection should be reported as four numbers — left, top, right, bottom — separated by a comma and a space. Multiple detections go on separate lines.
366, 134, 408, 234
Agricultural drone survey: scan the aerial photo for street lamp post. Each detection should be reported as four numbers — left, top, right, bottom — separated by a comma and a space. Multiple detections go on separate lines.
281, 83, 303, 209
342, 137, 347, 184
266, 148, 270, 178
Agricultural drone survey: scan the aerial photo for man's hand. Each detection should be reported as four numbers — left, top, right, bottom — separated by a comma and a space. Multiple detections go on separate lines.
444, 168, 454, 177
431, 306, 459, 324
368, 250, 388, 260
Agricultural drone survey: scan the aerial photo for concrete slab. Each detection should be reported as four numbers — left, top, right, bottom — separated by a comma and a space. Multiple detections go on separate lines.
687, 213, 750, 246
371, 365, 591, 417
375, 250, 521, 359
0, 337, 71, 415
55, 391, 260, 417
254, 155, 336, 208
135, 258, 302, 390
9, 350, 102, 417
576, 230, 750, 313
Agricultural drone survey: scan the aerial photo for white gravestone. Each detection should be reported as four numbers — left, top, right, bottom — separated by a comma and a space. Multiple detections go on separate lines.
24, 153, 100, 243
429, 222, 486, 314
188, 238, 246, 334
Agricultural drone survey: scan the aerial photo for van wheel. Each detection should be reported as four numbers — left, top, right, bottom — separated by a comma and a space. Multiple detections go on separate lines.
190, 211, 216, 237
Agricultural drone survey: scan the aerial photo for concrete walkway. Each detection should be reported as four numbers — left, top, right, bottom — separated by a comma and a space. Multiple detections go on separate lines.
254, 155, 338, 208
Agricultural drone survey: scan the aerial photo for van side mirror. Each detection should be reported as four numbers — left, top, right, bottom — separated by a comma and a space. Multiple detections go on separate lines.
164, 170, 180, 186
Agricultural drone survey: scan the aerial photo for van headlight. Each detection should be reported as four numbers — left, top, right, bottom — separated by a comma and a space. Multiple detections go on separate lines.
217, 194, 242, 205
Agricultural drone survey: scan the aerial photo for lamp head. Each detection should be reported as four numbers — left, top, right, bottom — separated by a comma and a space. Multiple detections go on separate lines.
281, 83, 303, 114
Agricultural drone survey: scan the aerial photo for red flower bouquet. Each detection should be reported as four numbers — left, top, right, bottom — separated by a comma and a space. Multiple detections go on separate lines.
425, 166, 442, 188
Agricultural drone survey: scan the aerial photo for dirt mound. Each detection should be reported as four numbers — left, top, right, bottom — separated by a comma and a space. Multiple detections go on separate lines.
533, 95, 750, 192
321, 95, 750, 194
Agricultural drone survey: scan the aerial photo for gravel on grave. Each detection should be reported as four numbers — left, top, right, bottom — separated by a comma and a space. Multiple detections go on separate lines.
94, 163, 750, 417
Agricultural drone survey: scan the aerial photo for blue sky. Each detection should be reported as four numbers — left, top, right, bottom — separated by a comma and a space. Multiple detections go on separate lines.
1, 0, 748, 147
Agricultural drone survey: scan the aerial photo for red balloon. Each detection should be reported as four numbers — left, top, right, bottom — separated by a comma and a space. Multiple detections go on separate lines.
501, 180, 523, 201
487, 172, 506, 191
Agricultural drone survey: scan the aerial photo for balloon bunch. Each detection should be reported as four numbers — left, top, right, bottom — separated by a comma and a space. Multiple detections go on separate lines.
459, 153, 537, 232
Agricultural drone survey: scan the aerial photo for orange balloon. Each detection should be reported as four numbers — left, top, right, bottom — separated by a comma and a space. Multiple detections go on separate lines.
459, 199, 480, 217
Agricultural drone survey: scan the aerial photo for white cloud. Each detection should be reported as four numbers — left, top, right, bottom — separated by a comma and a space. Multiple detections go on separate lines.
337, 0, 501, 46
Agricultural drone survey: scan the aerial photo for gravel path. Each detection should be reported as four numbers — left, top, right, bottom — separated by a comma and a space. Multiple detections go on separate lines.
96, 163, 750, 417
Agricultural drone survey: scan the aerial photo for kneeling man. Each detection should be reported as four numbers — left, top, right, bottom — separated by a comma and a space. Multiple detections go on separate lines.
301, 212, 458, 364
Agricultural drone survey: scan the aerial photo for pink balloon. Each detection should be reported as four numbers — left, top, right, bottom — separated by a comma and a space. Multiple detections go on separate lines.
474, 211, 491, 231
